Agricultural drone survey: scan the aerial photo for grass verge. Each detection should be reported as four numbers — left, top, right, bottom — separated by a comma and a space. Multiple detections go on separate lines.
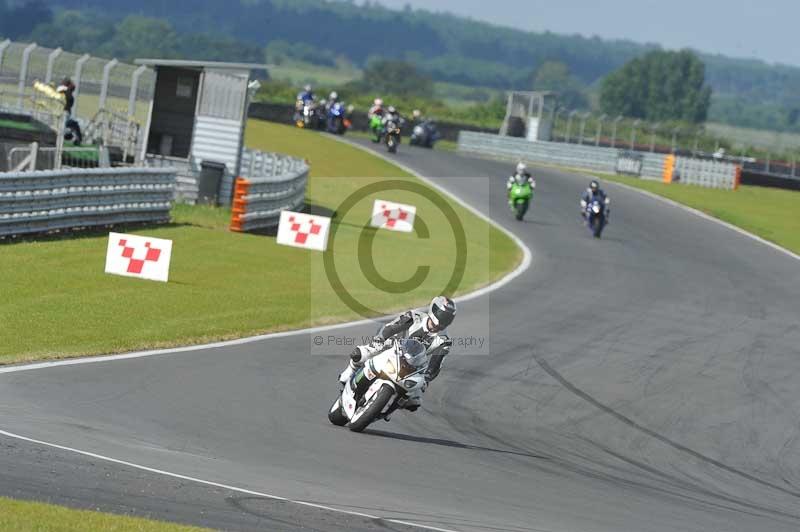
593, 172, 800, 254
0, 497, 209, 532
0, 120, 521, 364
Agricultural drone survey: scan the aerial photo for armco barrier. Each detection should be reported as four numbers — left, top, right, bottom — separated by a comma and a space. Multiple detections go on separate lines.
458, 131, 739, 190
0, 167, 175, 237
147, 148, 307, 206
672, 157, 739, 190
229, 164, 309, 232
458, 131, 668, 180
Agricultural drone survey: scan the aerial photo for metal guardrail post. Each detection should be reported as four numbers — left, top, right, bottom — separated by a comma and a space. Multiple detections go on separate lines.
611, 116, 623, 148
28, 142, 38, 171
0, 39, 11, 74
45, 47, 63, 84
578, 113, 589, 145
128, 65, 147, 118
565, 110, 577, 144
630, 119, 641, 150
17, 43, 37, 108
72, 54, 91, 118
595, 114, 606, 147
649, 123, 660, 153
98, 58, 119, 111
54, 113, 65, 170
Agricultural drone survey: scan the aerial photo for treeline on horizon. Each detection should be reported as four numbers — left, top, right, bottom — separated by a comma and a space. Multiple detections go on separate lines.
2, 0, 799, 133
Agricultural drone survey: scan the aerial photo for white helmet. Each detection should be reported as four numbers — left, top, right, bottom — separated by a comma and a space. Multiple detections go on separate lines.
516, 162, 527, 174
329, 91, 338, 100
427, 296, 456, 332
374, 98, 383, 107
304, 84, 312, 92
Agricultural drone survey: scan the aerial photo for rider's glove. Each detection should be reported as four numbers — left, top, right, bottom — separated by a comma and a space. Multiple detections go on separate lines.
371, 334, 385, 347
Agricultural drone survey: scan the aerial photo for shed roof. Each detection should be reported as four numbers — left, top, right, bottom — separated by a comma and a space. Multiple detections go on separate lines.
134, 59, 269, 72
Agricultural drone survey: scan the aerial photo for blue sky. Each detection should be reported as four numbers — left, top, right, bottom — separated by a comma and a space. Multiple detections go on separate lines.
372, 0, 796, 67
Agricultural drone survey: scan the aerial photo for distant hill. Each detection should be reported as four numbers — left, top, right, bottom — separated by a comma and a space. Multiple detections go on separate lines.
16, 0, 800, 132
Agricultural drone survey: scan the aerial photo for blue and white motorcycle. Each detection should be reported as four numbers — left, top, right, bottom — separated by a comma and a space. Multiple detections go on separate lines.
582, 197, 609, 238
326, 102, 352, 135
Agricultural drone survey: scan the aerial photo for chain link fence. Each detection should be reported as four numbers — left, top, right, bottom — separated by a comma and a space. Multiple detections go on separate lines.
0, 39, 155, 124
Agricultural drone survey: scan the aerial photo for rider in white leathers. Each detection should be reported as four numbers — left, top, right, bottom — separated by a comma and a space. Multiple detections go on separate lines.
339, 296, 457, 411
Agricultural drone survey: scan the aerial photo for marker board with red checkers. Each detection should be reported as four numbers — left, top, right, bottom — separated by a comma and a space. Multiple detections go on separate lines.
370, 199, 416, 233
276, 210, 331, 252
105, 232, 173, 283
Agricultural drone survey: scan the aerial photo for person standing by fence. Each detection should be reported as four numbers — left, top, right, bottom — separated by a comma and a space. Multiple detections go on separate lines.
56, 78, 82, 145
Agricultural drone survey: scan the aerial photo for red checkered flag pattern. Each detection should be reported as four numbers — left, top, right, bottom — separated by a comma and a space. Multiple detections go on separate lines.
104, 232, 173, 283
276, 210, 331, 252
370, 199, 416, 233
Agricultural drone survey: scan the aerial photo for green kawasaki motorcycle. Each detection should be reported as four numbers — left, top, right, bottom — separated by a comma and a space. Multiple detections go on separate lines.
369, 114, 384, 142
508, 181, 533, 221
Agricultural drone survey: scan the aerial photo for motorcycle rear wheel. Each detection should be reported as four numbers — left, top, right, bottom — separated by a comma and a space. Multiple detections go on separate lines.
348, 384, 394, 433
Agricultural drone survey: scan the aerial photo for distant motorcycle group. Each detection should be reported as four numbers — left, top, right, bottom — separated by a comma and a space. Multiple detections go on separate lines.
294, 86, 353, 134
507, 163, 610, 238
292, 86, 440, 153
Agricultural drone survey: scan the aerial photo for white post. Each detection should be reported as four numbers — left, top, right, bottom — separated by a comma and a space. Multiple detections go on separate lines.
28, 141, 38, 171
595, 114, 607, 147
630, 119, 641, 150
72, 54, 91, 118
98, 58, 119, 111
611, 116, 623, 148
17, 42, 37, 108
650, 123, 660, 153
578, 112, 590, 145
0, 40, 10, 75
565, 110, 578, 143
45, 47, 63, 84
128, 65, 147, 118
55, 116, 65, 170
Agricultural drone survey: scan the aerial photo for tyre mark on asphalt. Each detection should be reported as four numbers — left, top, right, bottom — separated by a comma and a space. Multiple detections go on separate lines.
533, 353, 800, 503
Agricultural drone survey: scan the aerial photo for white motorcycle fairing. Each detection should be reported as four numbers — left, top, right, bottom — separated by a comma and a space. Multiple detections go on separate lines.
329, 340, 428, 432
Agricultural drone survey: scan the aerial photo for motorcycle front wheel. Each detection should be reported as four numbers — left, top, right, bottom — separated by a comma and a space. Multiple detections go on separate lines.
514, 200, 528, 221
348, 384, 394, 433
328, 397, 348, 426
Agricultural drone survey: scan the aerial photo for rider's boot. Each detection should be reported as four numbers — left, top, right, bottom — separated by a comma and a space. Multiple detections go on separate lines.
338, 359, 360, 385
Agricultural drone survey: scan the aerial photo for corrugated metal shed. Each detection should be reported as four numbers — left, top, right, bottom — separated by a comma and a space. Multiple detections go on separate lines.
136, 59, 265, 198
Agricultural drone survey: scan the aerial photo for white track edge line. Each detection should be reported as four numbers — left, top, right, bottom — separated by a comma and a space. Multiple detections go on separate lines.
0, 428, 460, 532
0, 136, 530, 532
590, 174, 800, 263
0, 139, 532, 376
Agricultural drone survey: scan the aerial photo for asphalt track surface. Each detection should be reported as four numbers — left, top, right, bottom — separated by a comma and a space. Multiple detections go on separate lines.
2, 139, 800, 532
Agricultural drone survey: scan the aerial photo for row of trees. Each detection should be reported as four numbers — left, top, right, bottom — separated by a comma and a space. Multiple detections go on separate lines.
0, 0, 790, 131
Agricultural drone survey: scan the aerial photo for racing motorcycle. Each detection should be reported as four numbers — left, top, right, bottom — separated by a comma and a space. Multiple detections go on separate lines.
294, 99, 323, 129
508, 180, 533, 221
384, 116, 403, 153
585, 198, 608, 238
410, 119, 440, 148
326, 102, 351, 135
369, 114, 384, 142
328, 338, 428, 432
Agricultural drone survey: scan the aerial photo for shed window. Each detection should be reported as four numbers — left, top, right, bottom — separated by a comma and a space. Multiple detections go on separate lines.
176, 77, 194, 98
